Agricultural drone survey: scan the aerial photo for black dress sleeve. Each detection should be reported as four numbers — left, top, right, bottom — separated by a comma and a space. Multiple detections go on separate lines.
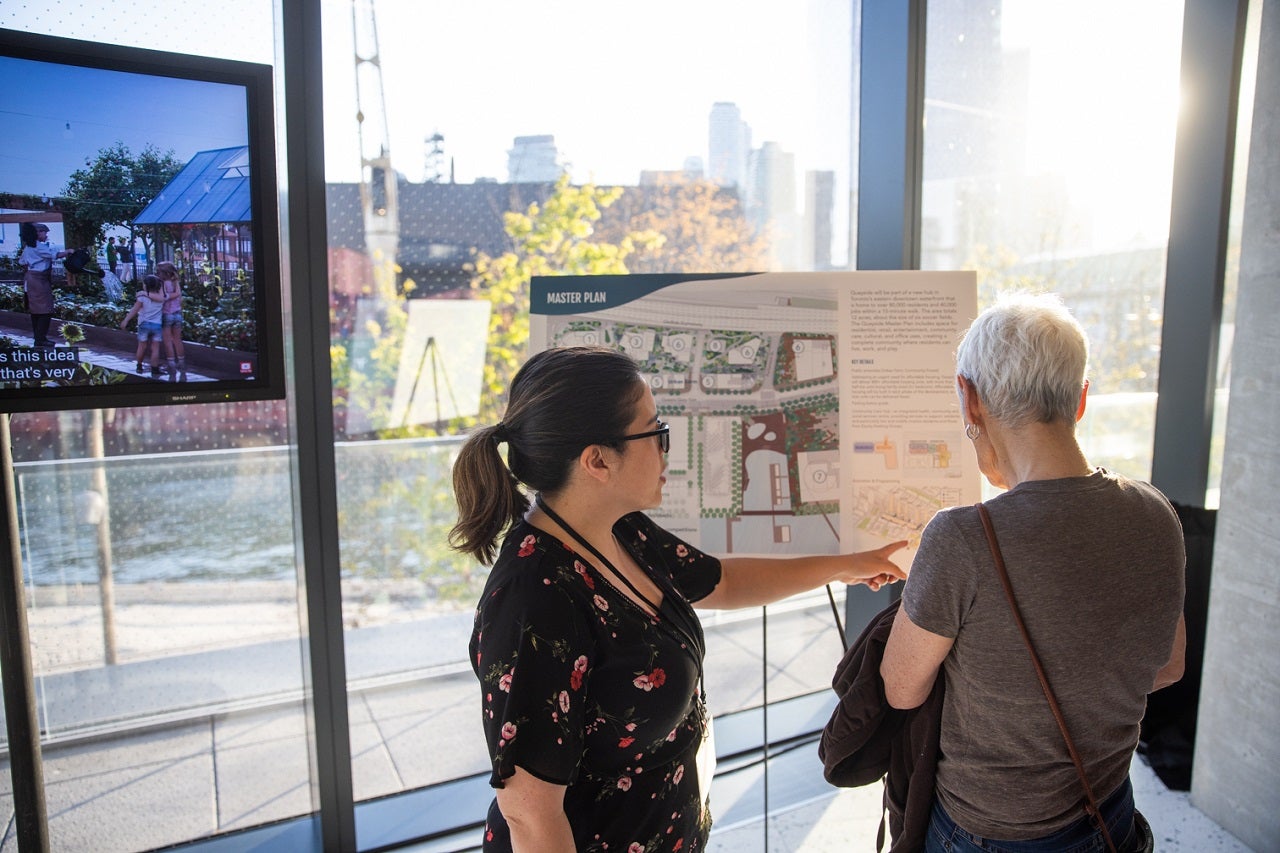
473, 533, 597, 788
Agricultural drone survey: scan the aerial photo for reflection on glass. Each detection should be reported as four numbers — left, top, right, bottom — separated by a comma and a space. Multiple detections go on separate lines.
1207, 0, 1261, 510
4, 2, 307, 851
921, 0, 1184, 482
334, 438, 490, 799
10, 406, 311, 851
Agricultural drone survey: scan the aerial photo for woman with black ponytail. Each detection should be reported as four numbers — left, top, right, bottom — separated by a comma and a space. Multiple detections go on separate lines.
452, 345, 905, 853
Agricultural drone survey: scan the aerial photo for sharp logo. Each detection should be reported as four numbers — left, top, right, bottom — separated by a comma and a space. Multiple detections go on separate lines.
169, 394, 200, 402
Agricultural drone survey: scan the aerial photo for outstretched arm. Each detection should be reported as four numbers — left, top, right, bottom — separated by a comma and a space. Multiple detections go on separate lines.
695, 541, 907, 611
119, 299, 144, 329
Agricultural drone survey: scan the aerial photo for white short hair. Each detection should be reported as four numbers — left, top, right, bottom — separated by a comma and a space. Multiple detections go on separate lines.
956, 292, 1089, 427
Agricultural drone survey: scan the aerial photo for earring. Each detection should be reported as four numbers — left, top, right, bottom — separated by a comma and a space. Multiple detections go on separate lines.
965, 423, 981, 440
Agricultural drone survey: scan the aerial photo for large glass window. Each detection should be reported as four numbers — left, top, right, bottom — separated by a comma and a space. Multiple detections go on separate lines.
318, 0, 862, 845
2, 1, 1243, 849
1, 2, 316, 851
921, 0, 1185, 481
5, 418, 309, 853
11, 411, 310, 851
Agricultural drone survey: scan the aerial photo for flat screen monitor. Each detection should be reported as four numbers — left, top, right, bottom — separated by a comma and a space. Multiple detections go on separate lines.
0, 29, 285, 412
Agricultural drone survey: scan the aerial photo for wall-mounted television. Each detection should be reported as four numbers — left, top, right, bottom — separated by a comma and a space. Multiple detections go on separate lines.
0, 29, 285, 413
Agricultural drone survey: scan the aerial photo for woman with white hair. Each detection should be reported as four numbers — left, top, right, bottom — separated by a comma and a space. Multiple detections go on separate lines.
880, 293, 1186, 852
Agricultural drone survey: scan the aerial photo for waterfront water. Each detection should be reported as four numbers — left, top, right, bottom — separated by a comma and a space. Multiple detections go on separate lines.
13, 437, 470, 589
16, 448, 298, 586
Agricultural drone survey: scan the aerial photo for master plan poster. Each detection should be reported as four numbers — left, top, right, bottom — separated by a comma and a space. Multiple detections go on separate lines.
530, 271, 980, 567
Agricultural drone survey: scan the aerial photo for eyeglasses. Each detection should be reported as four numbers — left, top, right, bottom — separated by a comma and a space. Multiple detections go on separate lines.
617, 420, 670, 454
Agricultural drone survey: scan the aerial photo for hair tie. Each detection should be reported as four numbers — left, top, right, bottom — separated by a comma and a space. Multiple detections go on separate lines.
493, 423, 509, 444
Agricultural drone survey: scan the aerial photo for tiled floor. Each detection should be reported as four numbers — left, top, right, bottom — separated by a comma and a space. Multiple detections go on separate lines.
17, 592, 1257, 852
403, 753, 1254, 853
704, 756, 1253, 852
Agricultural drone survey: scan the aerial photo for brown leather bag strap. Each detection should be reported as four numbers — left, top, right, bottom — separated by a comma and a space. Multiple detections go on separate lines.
976, 503, 1118, 853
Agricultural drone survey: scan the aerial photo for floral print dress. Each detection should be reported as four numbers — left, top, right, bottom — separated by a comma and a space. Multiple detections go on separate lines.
471, 512, 722, 853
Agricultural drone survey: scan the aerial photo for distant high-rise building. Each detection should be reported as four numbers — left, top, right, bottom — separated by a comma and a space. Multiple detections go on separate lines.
708, 102, 751, 189
507, 135, 561, 183
805, 170, 836, 270
749, 141, 802, 269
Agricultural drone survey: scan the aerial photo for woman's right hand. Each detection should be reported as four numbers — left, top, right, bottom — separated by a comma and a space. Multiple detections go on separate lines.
859, 572, 900, 592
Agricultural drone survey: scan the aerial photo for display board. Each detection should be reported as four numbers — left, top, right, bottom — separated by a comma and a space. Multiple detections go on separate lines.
530, 271, 980, 565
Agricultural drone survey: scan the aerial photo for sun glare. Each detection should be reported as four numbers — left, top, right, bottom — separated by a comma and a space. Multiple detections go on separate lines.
1004, 0, 1185, 246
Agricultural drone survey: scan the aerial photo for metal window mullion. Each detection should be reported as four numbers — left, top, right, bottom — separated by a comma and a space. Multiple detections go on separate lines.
0, 417, 49, 853
855, 0, 926, 272
1151, 0, 1250, 507
846, 0, 927, 635
282, 1, 358, 849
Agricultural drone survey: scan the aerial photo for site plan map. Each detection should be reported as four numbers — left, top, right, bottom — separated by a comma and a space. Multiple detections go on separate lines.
531, 271, 979, 564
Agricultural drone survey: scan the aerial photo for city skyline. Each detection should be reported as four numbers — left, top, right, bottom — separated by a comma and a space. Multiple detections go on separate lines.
320, 0, 852, 189
2, 0, 1185, 259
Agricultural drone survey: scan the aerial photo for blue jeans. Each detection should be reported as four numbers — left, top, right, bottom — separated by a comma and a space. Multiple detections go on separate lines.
925, 776, 1138, 853
136, 321, 163, 343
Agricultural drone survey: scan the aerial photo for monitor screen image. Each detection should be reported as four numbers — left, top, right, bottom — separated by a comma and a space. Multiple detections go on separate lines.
0, 29, 285, 412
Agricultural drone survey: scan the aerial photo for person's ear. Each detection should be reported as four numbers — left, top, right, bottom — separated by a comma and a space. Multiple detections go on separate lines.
1075, 379, 1089, 422
577, 444, 613, 485
957, 375, 984, 429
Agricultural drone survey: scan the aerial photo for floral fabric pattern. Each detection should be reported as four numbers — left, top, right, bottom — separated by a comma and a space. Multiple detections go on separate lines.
471, 512, 722, 852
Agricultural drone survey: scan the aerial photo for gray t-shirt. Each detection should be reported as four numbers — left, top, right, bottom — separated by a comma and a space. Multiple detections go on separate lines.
903, 469, 1184, 839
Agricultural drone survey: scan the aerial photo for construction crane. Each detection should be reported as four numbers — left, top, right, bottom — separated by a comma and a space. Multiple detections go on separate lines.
352, 0, 399, 287
424, 130, 447, 184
